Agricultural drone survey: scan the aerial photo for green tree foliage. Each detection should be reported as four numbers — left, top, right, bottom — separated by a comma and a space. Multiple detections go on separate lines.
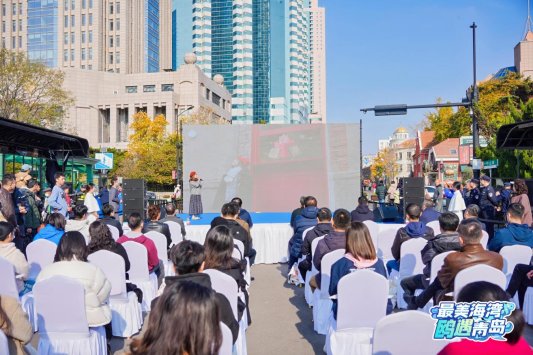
0, 48, 74, 129
371, 148, 398, 181
424, 73, 533, 178
116, 112, 178, 184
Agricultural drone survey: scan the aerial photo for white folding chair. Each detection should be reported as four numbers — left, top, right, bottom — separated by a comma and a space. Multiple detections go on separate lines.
480, 230, 489, 249
362, 220, 379, 251
145, 231, 171, 277
107, 224, 120, 241
88, 250, 143, 337
304, 235, 325, 306
122, 241, 158, 312
0, 256, 19, 299
430, 251, 455, 284
164, 221, 182, 246
313, 248, 345, 335
26, 239, 57, 281
0, 330, 8, 355
376, 228, 397, 262
233, 239, 245, 260
500, 245, 532, 282
426, 220, 441, 235
372, 311, 452, 355
34, 276, 107, 355
396, 238, 427, 309
219, 322, 233, 355
454, 264, 506, 300
326, 270, 388, 355
232, 239, 251, 287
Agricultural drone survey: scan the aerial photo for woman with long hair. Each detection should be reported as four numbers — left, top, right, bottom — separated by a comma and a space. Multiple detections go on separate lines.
0, 294, 33, 355
128, 281, 222, 355
189, 171, 203, 220
33, 212, 66, 245
511, 179, 532, 227
87, 220, 130, 277
439, 281, 531, 354
328, 222, 387, 319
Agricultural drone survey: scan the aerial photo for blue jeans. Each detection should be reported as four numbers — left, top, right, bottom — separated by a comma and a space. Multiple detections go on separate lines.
386, 259, 400, 274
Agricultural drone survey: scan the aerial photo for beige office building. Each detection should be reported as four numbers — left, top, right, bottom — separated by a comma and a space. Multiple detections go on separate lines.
63, 54, 232, 149
308, 0, 327, 123
515, 30, 533, 79
0, 1, 26, 51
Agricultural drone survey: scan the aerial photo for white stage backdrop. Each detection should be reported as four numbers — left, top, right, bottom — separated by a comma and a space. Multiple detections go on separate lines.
183, 124, 361, 213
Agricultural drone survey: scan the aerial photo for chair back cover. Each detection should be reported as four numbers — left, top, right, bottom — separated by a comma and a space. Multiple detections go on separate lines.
320, 249, 345, 299
0, 256, 19, 299
232, 247, 243, 260
362, 220, 379, 251
426, 220, 441, 235
399, 238, 427, 278
219, 322, 232, 355
0, 329, 8, 355
302, 226, 314, 241
480, 231, 489, 249
373, 311, 451, 355
26, 239, 57, 280
454, 264, 506, 300
430, 251, 455, 283
107, 225, 120, 241
310, 236, 325, 262
500, 245, 532, 277
164, 221, 182, 245
34, 275, 89, 335
203, 269, 238, 319
88, 250, 127, 297
337, 269, 388, 330
122, 241, 150, 281
233, 239, 245, 257
145, 231, 168, 263
377, 228, 397, 261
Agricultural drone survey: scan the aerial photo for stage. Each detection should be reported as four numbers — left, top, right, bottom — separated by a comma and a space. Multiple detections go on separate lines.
177, 212, 294, 264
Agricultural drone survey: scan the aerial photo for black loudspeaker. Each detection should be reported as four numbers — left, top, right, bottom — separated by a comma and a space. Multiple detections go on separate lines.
373, 204, 400, 222
123, 179, 146, 220
402, 177, 425, 217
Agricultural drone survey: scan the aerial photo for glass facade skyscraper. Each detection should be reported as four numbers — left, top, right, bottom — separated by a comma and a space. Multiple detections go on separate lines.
172, 0, 193, 70
27, 0, 59, 67
252, 0, 270, 123
211, 0, 234, 93
145, 0, 161, 73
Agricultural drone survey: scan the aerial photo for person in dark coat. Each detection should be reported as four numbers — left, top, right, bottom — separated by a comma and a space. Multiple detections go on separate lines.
290, 196, 306, 229
231, 197, 253, 228
159, 203, 186, 240
350, 196, 374, 222
298, 207, 333, 280
488, 203, 533, 252
401, 212, 461, 305
100, 204, 123, 237
419, 199, 441, 225
375, 180, 386, 203
142, 204, 172, 250
463, 204, 487, 231
287, 196, 319, 271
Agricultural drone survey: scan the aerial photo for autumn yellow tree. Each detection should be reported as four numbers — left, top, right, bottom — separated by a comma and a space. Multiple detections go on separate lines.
116, 112, 177, 184
370, 148, 398, 182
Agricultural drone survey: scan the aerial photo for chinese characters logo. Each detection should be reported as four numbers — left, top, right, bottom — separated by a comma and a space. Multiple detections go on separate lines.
430, 301, 515, 341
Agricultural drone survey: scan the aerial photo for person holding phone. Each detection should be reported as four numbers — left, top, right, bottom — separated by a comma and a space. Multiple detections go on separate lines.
189, 171, 203, 220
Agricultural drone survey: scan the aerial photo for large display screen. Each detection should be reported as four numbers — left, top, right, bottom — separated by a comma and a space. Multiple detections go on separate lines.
183, 124, 361, 213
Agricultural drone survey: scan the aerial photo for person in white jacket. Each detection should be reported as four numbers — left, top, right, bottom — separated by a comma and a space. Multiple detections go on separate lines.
37, 231, 111, 327
448, 181, 466, 221
0, 222, 29, 291
65, 205, 91, 244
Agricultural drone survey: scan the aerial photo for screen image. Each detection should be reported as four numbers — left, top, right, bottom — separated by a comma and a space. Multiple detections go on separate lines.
183, 124, 361, 213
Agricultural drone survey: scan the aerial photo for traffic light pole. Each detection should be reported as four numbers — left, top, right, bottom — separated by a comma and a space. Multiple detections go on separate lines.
470, 22, 480, 180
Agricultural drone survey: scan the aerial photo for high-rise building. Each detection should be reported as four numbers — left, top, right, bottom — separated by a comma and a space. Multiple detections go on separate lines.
308, 0, 326, 123
1, 0, 171, 73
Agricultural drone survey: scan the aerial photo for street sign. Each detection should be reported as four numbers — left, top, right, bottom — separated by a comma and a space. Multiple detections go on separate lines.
483, 159, 498, 169
95, 152, 114, 170
459, 135, 489, 147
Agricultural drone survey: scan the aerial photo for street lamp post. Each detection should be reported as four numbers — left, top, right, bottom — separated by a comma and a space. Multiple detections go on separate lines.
175, 105, 195, 198
470, 22, 480, 180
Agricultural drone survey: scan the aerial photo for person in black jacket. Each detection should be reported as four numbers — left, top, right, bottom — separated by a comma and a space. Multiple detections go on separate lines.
210, 202, 256, 265
400, 212, 461, 305
142, 204, 172, 249
298, 207, 332, 280
350, 196, 374, 222
101, 204, 123, 237
290, 196, 306, 229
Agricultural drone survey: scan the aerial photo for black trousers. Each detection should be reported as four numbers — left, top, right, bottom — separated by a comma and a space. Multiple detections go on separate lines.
298, 259, 312, 280
401, 274, 429, 300
414, 278, 444, 308
506, 263, 533, 309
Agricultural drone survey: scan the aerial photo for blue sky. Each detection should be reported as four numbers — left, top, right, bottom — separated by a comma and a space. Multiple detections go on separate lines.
321, 0, 526, 154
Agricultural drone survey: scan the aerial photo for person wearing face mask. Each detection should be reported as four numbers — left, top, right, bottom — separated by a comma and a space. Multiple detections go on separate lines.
83, 183, 100, 222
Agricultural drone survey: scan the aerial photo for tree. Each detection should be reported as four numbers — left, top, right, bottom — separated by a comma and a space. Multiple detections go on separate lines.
370, 148, 398, 182
0, 48, 74, 129
116, 112, 178, 185
181, 107, 228, 125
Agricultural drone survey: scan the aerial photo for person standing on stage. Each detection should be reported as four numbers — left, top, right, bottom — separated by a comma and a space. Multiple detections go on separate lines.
189, 171, 203, 220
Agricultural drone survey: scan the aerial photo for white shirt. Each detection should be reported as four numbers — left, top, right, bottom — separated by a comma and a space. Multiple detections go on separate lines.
84, 192, 100, 213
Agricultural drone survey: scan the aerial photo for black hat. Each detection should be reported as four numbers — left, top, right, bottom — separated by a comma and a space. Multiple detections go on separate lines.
471, 179, 480, 185
480, 175, 491, 182
504, 182, 511, 187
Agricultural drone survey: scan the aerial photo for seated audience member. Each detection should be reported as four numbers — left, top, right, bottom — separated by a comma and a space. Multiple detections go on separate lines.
204, 225, 249, 323
155, 241, 239, 343
128, 281, 222, 355
410, 219, 503, 309
506, 263, 533, 310
511, 179, 532, 227
101, 204, 123, 237
142, 204, 172, 249
299, 207, 333, 280
329, 222, 388, 319
159, 203, 186, 240
33, 213, 66, 245
311, 208, 351, 290
117, 212, 160, 276
388, 203, 434, 273
231, 197, 253, 228
0, 294, 33, 355
37, 231, 112, 328
401, 212, 461, 305
288, 196, 319, 271
488, 203, 533, 252
211, 202, 256, 264
350, 196, 374, 222
65, 204, 91, 244
290, 196, 306, 229
419, 199, 441, 225
0, 222, 29, 291
463, 204, 486, 231
439, 281, 531, 354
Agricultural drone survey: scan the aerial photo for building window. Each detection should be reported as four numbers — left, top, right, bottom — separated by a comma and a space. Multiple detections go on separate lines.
89, 0, 93, 9
82, 14, 86, 26
1, 38, 5, 48
82, 0, 86, 9
115, 35, 120, 47
89, 13, 93, 26
109, 37, 113, 47
71, 32, 74, 44
18, 35, 21, 47
12, 3, 16, 15
116, 1, 120, 14
11, 36, 15, 48
63, 49, 68, 61
18, 19, 22, 31
12, 20, 16, 32
88, 30, 93, 43
2, 4, 5, 17
18, 2, 22, 15
212, 93, 221, 106
450, 149, 457, 155
143, 85, 156, 93
71, 0, 75, 10
109, 2, 113, 14
116, 52, 120, 64
116, 19, 120, 30
109, 52, 113, 64
407, 152, 412, 159
71, 15, 75, 27
109, 20, 113, 31
161, 84, 174, 92
81, 48, 86, 60
126, 86, 138, 93
88, 47, 93, 59
206, 88, 210, 100
71, 49, 74, 61
64, 32, 68, 44
81, 31, 86, 43
2, 21, 5, 32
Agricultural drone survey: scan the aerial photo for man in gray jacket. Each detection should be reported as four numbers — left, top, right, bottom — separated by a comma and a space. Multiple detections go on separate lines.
108, 176, 120, 213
